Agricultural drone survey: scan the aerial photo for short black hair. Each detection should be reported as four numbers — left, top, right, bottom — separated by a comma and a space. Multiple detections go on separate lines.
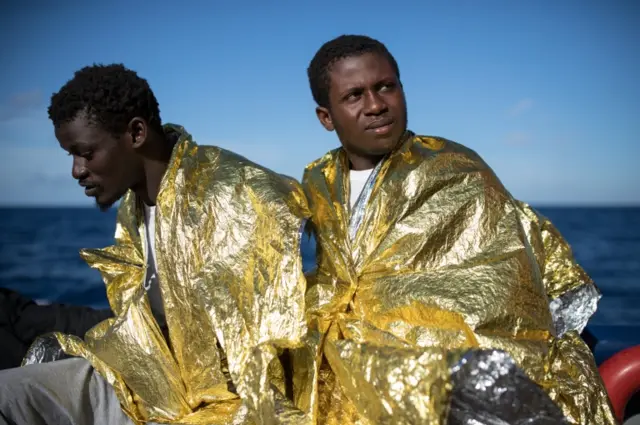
48, 63, 162, 136
307, 35, 400, 108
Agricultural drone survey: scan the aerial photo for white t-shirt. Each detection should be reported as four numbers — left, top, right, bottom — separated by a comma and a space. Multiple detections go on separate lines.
349, 169, 373, 208
143, 204, 166, 326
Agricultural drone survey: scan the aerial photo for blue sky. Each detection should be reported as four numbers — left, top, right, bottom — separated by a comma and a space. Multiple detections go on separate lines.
0, 0, 638, 206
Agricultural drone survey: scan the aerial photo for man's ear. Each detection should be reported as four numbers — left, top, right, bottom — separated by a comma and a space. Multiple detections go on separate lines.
128, 117, 148, 149
315, 106, 335, 132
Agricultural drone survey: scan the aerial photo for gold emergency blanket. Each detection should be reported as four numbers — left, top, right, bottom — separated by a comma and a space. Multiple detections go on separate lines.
25, 125, 311, 424
294, 132, 616, 424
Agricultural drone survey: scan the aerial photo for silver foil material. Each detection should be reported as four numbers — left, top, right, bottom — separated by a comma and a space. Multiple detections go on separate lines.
22, 333, 73, 366
348, 158, 384, 242
549, 283, 601, 337
448, 349, 569, 425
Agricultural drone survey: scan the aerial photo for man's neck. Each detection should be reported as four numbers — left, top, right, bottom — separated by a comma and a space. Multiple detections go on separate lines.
348, 155, 383, 171
136, 134, 175, 206
138, 159, 170, 206
347, 130, 412, 170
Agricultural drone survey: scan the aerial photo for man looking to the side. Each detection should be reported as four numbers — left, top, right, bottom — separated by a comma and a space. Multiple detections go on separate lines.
0, 64, 310, 425
292, 34, 615, 424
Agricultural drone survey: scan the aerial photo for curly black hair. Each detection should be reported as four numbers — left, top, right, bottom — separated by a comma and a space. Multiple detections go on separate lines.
307, 35, 400, 108
48, 63, 162, 136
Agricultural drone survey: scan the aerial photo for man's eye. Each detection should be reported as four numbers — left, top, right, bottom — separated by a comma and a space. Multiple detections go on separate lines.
345, 91, 362, 101
67, 151, 92, 160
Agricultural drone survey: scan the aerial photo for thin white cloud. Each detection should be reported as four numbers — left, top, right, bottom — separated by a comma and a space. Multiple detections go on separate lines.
0, 90, 45, 123
1, 138, 638, 206
0, 108, 52, 148
0, 145, 85, 205
504, 131, 531, 146
507, 98, 534, 117
0, 138, 321, 205
204, 139, 323, 181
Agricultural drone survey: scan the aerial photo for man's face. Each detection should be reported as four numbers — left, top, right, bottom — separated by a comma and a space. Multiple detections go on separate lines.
316, 52, 407, 169
55, 113, 143, 211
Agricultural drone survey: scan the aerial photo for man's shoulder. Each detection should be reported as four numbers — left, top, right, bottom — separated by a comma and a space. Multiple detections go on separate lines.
192, 145, 306, 205
412, 134, 481, 158
408, 134, 514, 199
410, 134, 491, 171
181, 143, 295, 183
303, 148, 341, 175
300, 135, 495, 182
164, 125, 297, 183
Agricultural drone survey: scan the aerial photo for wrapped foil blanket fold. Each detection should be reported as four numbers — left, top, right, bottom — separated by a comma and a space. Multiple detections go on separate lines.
322, 338, 568, 425
23, 123, 312, 425
296, 132, 616, 424
447, 349, 568, 425
22, 333, 72, 366
21, 128, 615, 425
25, 334, 567, 425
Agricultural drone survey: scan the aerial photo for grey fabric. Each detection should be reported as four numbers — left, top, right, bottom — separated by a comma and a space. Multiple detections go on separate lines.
0, 288, 112, 370
0, 357, 135, 425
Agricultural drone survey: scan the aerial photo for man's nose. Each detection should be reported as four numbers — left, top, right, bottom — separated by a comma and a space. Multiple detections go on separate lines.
363, 91, 387, 115
71, 156, 88, 180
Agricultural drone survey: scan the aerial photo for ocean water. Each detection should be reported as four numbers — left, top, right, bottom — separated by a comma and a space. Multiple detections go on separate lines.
1, 206, 638, 364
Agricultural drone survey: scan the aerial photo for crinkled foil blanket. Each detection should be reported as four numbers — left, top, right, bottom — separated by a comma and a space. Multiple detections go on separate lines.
294, 132, 615, 424
20, 130, 615, 425
25, 335, 568, 424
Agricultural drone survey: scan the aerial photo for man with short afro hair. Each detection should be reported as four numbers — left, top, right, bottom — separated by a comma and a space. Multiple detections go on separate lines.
292, 34, 616, 424
307, 34, 400, 109
0, 63, 312, 425
48, 63, 164, 137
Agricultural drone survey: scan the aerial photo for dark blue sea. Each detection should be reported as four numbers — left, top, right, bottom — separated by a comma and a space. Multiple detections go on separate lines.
1, 207, 638, 365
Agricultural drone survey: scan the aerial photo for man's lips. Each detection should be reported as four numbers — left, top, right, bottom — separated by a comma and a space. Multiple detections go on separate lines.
84, 186, 98, 196
84, 186, 99, 197
366, 118, 395, 134
80, 183, 99, 197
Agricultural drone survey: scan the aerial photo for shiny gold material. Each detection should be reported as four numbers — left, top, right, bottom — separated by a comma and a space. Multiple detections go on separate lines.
47, 125, 312, 424
296, 133, 616, 424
